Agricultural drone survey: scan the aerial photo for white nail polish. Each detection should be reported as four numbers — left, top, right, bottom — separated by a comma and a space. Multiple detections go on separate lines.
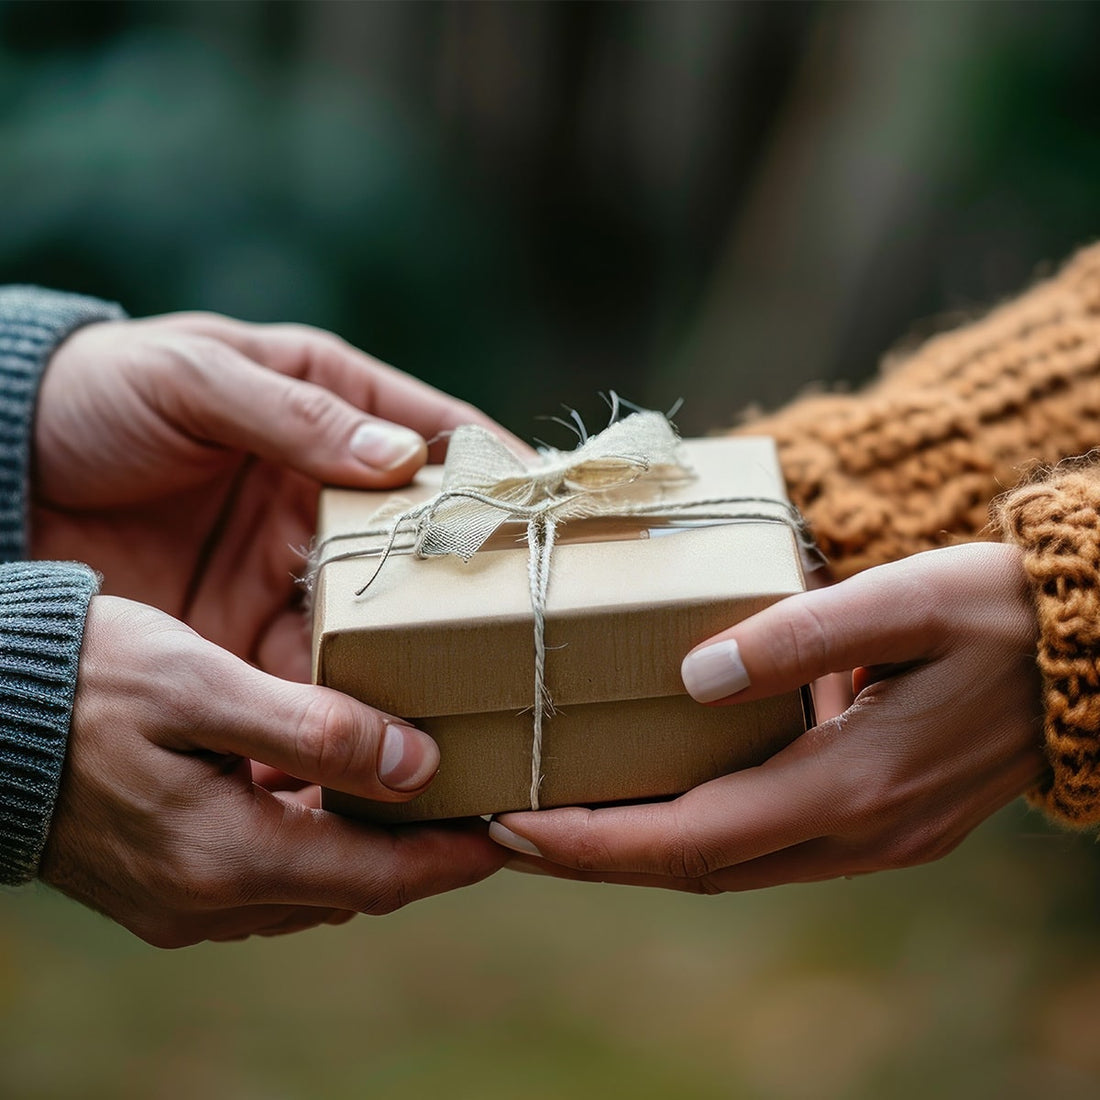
349, 422, 423, 470
488, 820, 544, 858
681, 638, 751, 703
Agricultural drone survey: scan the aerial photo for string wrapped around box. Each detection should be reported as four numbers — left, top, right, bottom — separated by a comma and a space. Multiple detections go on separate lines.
311, 409, 814, 810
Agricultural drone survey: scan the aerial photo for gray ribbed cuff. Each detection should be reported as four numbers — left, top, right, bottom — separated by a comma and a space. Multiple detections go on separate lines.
0, 561, 99, 885
0, 287, 127, 562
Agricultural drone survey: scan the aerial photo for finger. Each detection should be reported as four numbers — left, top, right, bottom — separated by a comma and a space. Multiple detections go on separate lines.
253, 908, 346, 938
273, 785, 323, 809
813, 670, 854, 722
149, 338, 430, 486
241, 801, 507, 912
501, 835, 850, 894
490, 737, 844, 878
326, 910, 357, 926
156, 314, 532, 462
679, 554, 953, 706
638, 750, 1036, 893
166, 642, 441, 802
182, 461, 314, 677
492, 701, 1045, 886
251, 762, 311, 792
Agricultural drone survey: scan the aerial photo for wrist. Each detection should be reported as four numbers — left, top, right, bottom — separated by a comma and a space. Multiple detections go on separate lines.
0, 287, 126, 562
0, 561, 99, 884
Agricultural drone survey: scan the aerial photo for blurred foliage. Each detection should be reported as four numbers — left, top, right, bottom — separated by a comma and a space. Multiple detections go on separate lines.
4, 2, 1100, 1096
3, 1, 1097, 433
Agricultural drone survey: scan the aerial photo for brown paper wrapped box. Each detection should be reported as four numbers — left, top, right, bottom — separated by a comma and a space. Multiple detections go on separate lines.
312, 436, 811, 823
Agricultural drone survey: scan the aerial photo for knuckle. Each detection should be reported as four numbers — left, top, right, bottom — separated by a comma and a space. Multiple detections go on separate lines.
132, 335, 236, 426
666, 809, 720, 880
381, 878, 411, 915
836, 766, 895, 829
875, 820, 956, 871
281, 382, 342, 432
688, 875, 727, 897
272, 324, 356, 379
157, 334, 228, 384
354, 871, 409, 916
448, 399, 484, 427
272, 320, 324, 343
294, 694, 361, 783
167, 857, 239, 910
570, 812, 614, 873
780, 601, 832, 678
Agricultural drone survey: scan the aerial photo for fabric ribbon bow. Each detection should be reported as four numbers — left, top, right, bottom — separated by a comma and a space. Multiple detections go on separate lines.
358, 410, 692, 809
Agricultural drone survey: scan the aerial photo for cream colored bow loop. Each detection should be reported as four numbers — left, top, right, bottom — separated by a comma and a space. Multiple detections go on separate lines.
406, 411, 692, 563
393, 411, 686, 563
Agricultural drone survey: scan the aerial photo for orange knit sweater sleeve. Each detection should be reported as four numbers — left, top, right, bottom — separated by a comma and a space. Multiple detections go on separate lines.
739, 242, 1100, 827
993, 466, 1100, 827
739, 242, 1100, 580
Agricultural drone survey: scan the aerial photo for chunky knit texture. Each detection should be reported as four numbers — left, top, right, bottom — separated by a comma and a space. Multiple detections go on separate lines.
994, 466, 1100, 826
0, 286, 119, 884
743, 243, 1100, 580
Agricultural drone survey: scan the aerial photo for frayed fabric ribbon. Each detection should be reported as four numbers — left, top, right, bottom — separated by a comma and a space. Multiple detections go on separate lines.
311, 411, 812, 811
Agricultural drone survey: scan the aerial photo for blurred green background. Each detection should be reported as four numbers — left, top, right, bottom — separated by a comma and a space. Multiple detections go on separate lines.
5, 1, 1100, 1097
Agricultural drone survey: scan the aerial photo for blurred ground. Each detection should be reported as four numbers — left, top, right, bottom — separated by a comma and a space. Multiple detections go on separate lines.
4, 2, 1100, 1096
4, 805, 1100, 1099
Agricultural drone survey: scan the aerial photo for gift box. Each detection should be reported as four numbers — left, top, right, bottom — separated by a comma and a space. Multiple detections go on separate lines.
311, 431, 811, 823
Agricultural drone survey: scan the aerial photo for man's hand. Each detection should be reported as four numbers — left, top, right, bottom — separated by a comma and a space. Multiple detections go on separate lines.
40, 597, 506, 947
31, 312, 522, 682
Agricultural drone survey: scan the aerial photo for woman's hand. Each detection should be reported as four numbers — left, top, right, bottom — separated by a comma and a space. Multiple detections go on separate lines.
40, 596, 506, 947
489, 543, 1047, 891
30, 312, 519, 682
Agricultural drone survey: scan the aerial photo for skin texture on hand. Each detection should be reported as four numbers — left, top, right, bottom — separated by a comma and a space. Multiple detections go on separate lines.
24, 313, 522, 941
30, 312, 524, 683
490, 543, 1047, 891
40, 597, 507, 948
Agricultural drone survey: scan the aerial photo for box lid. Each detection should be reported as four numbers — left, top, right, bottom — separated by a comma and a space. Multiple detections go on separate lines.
312, 436, 803, 717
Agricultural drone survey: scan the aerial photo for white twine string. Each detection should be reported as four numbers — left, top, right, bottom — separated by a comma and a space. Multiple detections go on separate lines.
527, 514, 556, 808
309, 413, 815, 811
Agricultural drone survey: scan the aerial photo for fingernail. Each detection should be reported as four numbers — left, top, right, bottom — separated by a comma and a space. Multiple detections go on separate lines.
681, 638, 751, 703
488, 820, 544, 858
379, 724, 439, 791
349, 422, 424, 470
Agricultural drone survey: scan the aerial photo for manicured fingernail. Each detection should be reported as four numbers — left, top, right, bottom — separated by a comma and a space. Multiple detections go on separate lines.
349, 422, 424, 470
379, 724, 439, 791
488, 820, 544, 858
681, 638, 751, 703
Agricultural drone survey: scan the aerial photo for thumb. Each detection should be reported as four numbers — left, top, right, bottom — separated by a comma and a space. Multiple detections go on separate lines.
680, 555, 943, 705
171, 643, 441, 802
165, 341, 429, 486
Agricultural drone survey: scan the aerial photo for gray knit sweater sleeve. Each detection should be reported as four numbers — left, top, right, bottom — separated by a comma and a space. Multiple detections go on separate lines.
0, 286, 126, 886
